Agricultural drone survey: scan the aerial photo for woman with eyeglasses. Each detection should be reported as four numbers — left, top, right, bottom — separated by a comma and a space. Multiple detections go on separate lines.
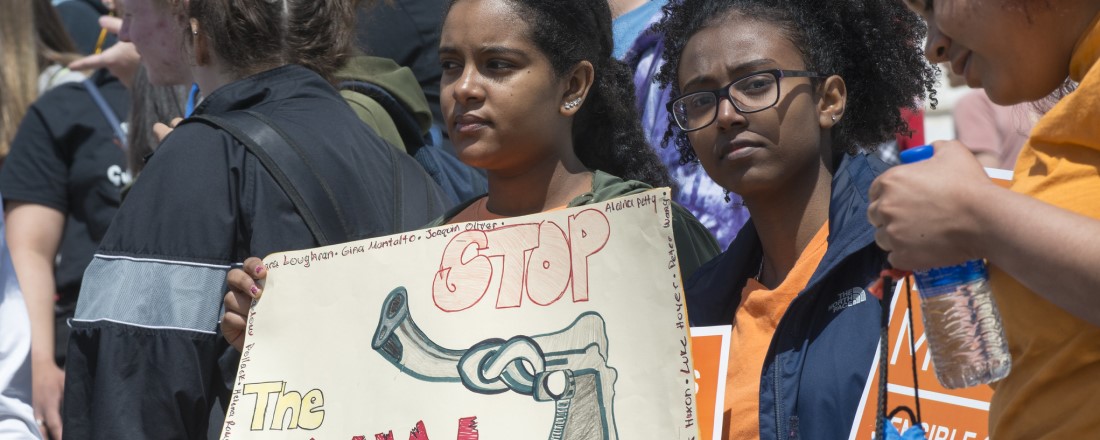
652, 0, 936, 438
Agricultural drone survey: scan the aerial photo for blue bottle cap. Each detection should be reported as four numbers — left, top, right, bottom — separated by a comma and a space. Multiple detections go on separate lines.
913, 260, 989, 297
900, 144, 934, 164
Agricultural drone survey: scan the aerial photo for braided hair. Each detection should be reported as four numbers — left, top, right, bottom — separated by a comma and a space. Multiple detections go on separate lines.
653, 0, 938, 164
445, 0, 672, 188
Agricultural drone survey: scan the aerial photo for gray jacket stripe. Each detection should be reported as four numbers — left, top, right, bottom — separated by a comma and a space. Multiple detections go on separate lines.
75, 256, 229, 333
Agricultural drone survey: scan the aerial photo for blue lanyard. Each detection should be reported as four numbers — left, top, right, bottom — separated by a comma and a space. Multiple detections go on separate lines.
82, 78, 128, 152
185, 83, 200, 117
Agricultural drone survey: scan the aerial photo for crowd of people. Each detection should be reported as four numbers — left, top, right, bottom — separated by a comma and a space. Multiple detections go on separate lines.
0, 0, 1097, 439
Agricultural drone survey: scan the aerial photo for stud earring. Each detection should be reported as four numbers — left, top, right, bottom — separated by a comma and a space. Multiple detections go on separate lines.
831, 114, 838, 123
564, 98, 582, 110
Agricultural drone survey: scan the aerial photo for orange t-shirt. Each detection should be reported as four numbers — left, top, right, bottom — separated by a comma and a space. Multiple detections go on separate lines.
724, 221, 829, 440
987, 13, 1100, 439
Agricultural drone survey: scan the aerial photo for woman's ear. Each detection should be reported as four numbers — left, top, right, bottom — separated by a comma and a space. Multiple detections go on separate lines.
560, 60, 595, 116
817, 74, 847, 129
190, 18, 210, 66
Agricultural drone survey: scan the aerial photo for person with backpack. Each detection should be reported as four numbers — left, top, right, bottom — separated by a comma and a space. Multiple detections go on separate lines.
62, 0, 447, 438
355, 0, 446, 138
652, 0, 936, 437
337, 52, 486, 206
348, 0, 487, 206
338, 55, 431, 155
219, 0, 720, 353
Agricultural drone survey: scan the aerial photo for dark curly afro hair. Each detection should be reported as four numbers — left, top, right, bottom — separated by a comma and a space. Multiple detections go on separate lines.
653, 0, 939, 164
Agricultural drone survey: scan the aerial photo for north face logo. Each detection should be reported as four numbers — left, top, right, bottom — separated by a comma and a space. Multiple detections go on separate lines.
828, 287, 867, 313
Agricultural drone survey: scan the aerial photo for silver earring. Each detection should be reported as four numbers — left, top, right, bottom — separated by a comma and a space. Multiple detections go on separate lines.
564, 98, 582, 110
831, 114, 838, 123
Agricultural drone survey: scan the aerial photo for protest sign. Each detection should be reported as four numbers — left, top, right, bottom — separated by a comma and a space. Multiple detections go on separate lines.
220, 189, 701, 440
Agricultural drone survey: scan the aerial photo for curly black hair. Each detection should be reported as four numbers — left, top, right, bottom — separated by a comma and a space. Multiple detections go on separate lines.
653, 0, 939, 164
445, 0, 672, 188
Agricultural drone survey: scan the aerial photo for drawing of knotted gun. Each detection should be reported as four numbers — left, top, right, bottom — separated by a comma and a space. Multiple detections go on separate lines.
371, 287, 618, 440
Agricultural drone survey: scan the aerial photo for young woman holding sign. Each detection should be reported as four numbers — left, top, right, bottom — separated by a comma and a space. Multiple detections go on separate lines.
64, 0, 445, 437
220, 0, 719, 350
869, 0, 1100, 437
652, 0, 936, 437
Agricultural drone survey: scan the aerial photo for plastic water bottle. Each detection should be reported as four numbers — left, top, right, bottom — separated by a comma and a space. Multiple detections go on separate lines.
899, 145, 1011, 389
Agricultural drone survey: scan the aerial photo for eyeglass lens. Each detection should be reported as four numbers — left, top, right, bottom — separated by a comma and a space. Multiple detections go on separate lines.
673, 72, 780, 131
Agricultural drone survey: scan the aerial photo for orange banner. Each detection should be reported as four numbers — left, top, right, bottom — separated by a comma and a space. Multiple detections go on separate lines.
848, 278, 993, 440
850, 167, 1010, 440
690, 326, 731, 440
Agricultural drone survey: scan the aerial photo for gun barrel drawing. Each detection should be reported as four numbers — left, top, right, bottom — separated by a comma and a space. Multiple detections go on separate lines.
371, 287, 619, 440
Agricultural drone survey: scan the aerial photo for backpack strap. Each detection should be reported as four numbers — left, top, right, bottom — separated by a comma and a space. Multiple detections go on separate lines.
82, 78, 129, 152
339, 80, 456, 218
384, 136, 451, 232
186, 111, 351, 246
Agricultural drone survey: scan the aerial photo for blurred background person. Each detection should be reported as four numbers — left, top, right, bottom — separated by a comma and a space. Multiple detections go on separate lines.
356, 0, 443, 132
52, 0, 117, 55
0, 193, 40, 439
68, 13, 141, 89
355, 0, 486, 204
0, 1, 130, 437
1, 0, 87, 165
614, 0, 748, 249
953, 85, 1037, 169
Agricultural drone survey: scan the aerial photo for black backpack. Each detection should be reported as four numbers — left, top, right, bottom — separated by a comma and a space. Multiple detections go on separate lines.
187, 110, 448, 245
339, 80, 487, 207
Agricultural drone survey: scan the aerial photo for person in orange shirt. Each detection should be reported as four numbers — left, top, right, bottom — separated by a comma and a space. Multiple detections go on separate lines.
651, 0, 937, 438
869, 0, 1100, 438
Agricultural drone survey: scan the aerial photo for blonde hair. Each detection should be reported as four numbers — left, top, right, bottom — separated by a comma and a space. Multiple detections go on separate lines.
0, 0, 80, 159
0, 1, 38, 159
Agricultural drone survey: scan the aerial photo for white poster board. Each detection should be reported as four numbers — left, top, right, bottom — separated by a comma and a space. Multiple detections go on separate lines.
221, 189, 701, 440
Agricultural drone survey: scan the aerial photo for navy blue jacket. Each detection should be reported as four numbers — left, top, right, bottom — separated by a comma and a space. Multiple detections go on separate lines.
685, 153, 889, 440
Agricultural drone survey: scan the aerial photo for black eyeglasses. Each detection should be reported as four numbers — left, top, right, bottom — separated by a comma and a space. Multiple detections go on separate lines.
667, 69, 824, 132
